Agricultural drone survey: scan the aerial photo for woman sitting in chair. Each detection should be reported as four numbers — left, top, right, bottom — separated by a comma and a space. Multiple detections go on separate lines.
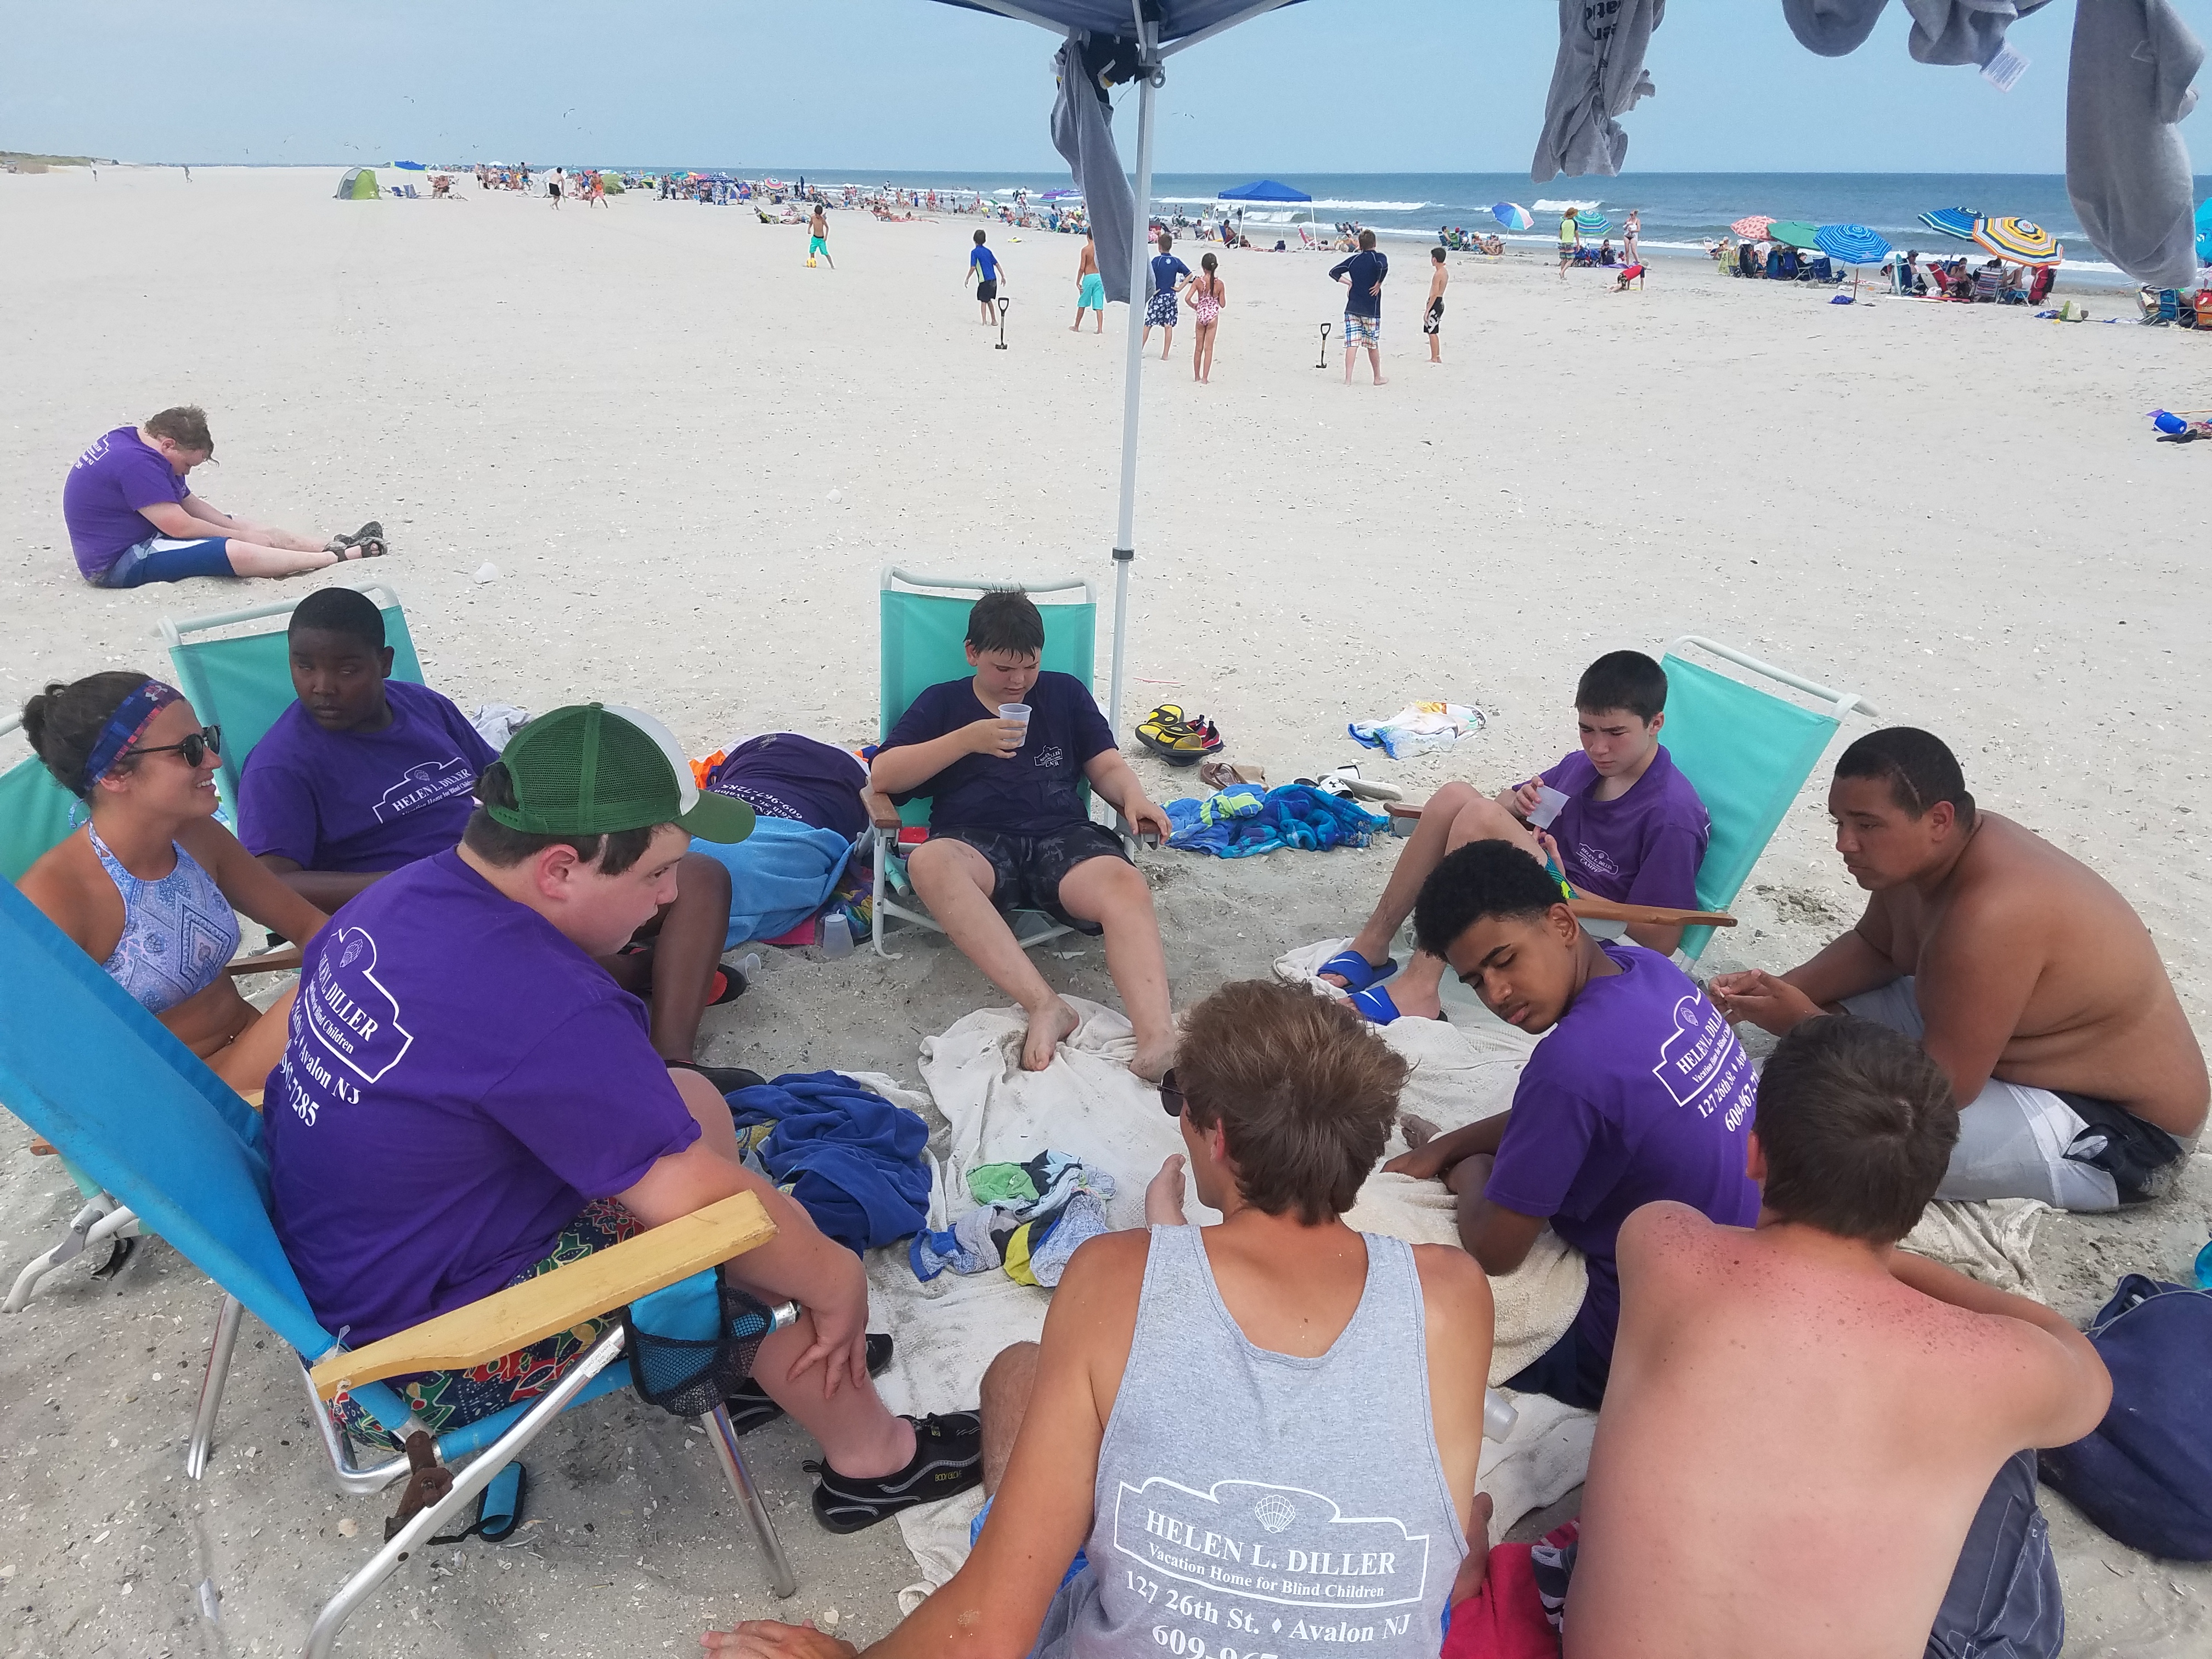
18, 673, 327, 1094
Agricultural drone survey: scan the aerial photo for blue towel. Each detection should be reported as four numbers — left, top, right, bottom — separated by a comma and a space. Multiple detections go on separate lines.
1165, 785, 1387, 859
686, 816, 856, 949
726, 1071, 931, 1254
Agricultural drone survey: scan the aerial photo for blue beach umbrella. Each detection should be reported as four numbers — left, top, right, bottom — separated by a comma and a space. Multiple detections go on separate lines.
2195, 198, 2212, 265
1919, 207, 1978, 241
1815, 223, 1892, 266
1492, 202, 1534, 230
1574, 208, 1612, 233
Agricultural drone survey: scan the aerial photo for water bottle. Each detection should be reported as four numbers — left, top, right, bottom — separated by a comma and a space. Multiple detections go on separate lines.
820, 911, 854, 960
1483, 1389, 1518, 1443
2194, 1235, 2212, 1290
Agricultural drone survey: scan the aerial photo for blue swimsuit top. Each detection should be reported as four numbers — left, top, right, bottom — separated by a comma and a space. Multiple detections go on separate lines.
89, 828, 240, 1014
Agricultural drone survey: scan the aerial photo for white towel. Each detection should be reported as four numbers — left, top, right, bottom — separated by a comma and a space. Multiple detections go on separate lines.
1899, 1197, 2050, 1301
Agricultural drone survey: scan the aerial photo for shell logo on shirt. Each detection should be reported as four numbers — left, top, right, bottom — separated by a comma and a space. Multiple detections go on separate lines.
300, 926, 414, 1086
1651, 993, 1755, 1129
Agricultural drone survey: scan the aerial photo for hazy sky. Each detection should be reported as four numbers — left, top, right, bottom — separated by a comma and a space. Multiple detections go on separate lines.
6, 0, 2203, 174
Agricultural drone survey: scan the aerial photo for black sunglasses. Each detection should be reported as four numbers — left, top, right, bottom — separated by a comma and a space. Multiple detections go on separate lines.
1158, 1068, 1186, 1118
130, 725, 223, 768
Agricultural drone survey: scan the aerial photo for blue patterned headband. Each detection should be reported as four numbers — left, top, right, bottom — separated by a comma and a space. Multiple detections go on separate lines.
77, 680, 182, 796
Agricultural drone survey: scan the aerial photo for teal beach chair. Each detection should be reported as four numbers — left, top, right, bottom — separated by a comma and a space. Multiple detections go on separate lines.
0, 877, 799, 1652
868, 567, 1121, 958
0, 712, 83, 884
158, 579, 424, 812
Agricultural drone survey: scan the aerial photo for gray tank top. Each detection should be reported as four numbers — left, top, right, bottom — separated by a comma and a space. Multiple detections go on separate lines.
1036, 1224, 1464, 1659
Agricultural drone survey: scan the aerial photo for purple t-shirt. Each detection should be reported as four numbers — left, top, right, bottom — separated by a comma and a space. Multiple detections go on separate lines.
1536, 745, 1709, 907
239, 680, 499, 873
62, 426, 189, 577
704, 732, 870, 842
1486, 943, 1759, 1358
265, 850, 699, 1344
883, 669, 1115, 835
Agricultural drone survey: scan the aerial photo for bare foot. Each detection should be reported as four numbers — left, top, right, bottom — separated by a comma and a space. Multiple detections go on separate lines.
1372, 376, 1389, 385
1021, 997, 1081, 1071
1130, 1031, 1178, 1084
1400, 1112, 1442, 1149
1387, 987, 1443, 1020
1145, 1154, 1188, 1225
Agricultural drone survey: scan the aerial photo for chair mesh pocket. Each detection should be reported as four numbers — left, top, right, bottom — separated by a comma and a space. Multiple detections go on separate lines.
623, 1281, 778, 1419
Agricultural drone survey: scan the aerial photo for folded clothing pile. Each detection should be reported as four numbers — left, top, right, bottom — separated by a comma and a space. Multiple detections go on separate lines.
909, 1152, 1117, 1288
726, 1070, 933, 1253
1163, 782, 1389, 859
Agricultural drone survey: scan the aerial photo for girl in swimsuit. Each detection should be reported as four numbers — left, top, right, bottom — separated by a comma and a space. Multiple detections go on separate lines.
18, 674, 329, 1096
1187, 252, 1225, 383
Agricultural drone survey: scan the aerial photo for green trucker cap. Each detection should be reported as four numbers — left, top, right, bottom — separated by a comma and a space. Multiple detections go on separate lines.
486, 703, 754, 843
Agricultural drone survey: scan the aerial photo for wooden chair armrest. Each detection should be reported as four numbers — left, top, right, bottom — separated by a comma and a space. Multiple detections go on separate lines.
863, 785, 902, 834
308, 1190, 777, 1400
225, 945, 304, 978
1568, 897, 1735, 929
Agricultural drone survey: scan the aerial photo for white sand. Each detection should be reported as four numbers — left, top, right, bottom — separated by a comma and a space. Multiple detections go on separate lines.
1, 165, 2208, 1655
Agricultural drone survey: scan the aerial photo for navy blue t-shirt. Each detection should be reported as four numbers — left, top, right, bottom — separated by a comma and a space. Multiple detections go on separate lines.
1329, 249, 1389, 317
883, 670, 1115, 835
1150, 253, 1190, 296
703, 733, 869, 841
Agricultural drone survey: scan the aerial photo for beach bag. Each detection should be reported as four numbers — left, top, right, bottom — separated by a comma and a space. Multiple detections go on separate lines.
2038, 1274, 2212, 1560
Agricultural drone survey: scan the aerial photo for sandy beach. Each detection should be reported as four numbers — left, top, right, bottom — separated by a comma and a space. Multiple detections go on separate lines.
2, 164, 2209, 1656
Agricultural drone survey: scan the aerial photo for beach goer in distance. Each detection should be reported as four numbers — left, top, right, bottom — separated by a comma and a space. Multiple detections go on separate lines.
263, 703, 984, 1527
1710, 727, 2207, 1210
550, 166, 565, 207
1322, 651, 1710, 1022
967, 228, 1003, 324
1624, 206, 1640, 264
1186, 251, 1224, 383
1599, 237, 1615, 266
236, 588, 744, 1071
703, 979, 1497, 1659
1069, 233, 1105, 333
868, 589, 1176, 1079
1140, 230, 1190, 360
18, 673, 328, 1094
1558, 206, 1577, 278
1425, 244, 1449, 364
1330, 227, 1389, 385
1383, 841, 1759, 1410
64, 405, 385, 589
1566, 1015, 2109, 1659
807, 202, 833, 268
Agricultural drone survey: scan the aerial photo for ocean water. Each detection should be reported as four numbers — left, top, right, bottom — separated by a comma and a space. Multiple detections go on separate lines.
726, 168, 2200, 283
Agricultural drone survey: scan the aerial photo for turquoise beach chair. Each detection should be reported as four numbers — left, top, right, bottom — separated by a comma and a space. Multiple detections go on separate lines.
158, 579, 424, 814
0, 877, 800, 1654
867, 566, 1124, 958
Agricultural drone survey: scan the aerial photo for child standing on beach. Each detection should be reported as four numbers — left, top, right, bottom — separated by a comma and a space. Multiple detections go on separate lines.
968, 229, 1002, 323
1141, 230, 1190, 360
1329, 228, 1388, 386
1425, 246, 1448, 363
808, 204, 833, 269
1558, 206, 1575, 276
1069, 235, 1104, 332
1186, 252, 1223, 382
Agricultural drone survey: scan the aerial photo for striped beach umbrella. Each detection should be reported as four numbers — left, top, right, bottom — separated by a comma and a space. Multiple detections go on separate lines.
1919, 207, 1979, 241
1730, 214, 1774, 240
1492, 202, 1534, 230
1574, 209, 1612, 233
1973, 217, 2063, 265
1814, 223, 1893, 266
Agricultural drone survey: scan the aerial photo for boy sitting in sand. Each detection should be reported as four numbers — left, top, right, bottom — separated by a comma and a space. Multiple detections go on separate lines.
1322, 650, 1709, 1022
704, 979, 1495, 1659
868, 589, 1175, 1079
1564, 1015, 2111, 1658
237, 586, 741, 1069
1384, 840, 1758, 1409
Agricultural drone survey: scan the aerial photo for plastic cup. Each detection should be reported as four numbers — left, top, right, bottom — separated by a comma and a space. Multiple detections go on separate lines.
998, 704, 1031, 748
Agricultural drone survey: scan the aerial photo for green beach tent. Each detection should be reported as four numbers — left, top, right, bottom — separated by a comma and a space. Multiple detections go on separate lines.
600, 173, 624, 195
335, 167, 379, 200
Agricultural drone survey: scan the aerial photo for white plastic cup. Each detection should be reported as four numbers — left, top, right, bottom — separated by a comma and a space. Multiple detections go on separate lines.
998, 704, 1032, 748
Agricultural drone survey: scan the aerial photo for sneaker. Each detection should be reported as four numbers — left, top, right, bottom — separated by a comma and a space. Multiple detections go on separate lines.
807, 1412, 983, 1533
724, 1331, 893, 1434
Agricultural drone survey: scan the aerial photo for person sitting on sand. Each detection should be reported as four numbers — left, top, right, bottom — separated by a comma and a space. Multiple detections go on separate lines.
1321, 651, 1709, 1022
868, 589, 1175, 1079
1563, 1014, 2110, 1659
264, 702, 984, 1528
1710, 727, 2207, 1210
18, 673, 329, 1094
1383, 841, 1759, 1409
236, 587, 742, 1069
63, 405, 383, 589
703, 978, 1496, 1659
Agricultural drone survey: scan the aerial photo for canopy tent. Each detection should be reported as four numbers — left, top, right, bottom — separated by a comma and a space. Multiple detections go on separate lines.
334, 167, 380, 200
392, 160, 428, 171
1217, 178, 1311, 202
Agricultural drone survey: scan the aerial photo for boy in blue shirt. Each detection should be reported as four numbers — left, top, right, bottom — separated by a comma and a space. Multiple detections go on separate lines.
871, 590, 1175, 1080
968, 230, 1004, 324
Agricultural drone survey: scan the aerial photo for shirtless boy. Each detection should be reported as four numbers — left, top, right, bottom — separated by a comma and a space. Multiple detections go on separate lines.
704, 979, 1496, 1659
1070, 234, 1105, 332
1711, 727, 2207, 1210
1567, 1015, 2111, 1658
1424, 245, 1448, 363
1323, 651, 1709, 1022
807, 204, 833, 268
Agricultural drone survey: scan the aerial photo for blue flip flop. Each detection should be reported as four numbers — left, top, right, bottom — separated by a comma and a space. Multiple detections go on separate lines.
1318, 950, 1396, 994
1349, 984, 1404, 1024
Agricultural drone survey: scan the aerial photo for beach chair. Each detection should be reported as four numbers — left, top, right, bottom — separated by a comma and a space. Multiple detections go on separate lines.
1972, 268, 2001, 303
867, 567, 1125, 959
0, 876, 802, 1653
158, 579, 424, 813
1385, 636, 1874, 962
2144, 288, 2183, 325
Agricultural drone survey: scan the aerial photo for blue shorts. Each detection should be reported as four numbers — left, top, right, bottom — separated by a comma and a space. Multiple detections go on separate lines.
93, 535, 234, 589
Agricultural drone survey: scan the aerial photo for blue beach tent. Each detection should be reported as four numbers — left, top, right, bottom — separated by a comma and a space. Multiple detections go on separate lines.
1218, 178, 1312, 202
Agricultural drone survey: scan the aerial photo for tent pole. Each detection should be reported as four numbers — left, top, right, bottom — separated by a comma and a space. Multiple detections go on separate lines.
1107, 37, 1159, 740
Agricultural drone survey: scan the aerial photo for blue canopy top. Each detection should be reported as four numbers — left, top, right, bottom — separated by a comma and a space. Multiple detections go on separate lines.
930, 1, 1302, 44
1218, 178, 1311, 202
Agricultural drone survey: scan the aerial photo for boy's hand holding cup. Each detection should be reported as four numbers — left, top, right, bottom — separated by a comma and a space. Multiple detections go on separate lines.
970, 705, 1030, 758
